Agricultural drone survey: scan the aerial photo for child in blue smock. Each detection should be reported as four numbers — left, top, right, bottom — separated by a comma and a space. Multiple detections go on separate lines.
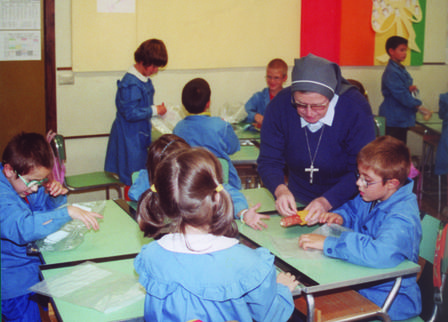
245, 58, 288, 128
379, 36, 432, 143
105, 39, 168, 187
299, 136, 422, 320
134, 148, 298, 321
1, 132, 103, 322
174, 78, 242, 190
129, 134, 270, 230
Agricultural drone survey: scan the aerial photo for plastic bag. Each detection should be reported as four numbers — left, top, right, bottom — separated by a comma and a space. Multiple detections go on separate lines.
29, 261, 145, 313
37, 201, 106, 252
152, 104, 186, 134
220, 101, 247, 124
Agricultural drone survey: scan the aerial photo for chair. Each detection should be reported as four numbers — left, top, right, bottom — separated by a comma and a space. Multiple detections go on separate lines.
293, 214, 446, 322
374, 115, 386, 137
51, 134, 124, 199
218, 158, 229, 184
420, 134, 441, 212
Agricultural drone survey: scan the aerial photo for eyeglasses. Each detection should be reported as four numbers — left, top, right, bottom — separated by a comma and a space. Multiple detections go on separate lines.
356, 172, 383, 187
291, 97, 329, 111
16, 172, 48, 188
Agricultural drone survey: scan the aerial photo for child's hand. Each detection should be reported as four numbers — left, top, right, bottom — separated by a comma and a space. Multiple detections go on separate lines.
298, 233, 326, 250
67, 206, 103, 231
157, 103, 167, 116
45, 180, 68, 197
409, 85, 418, 93
241, 203, 270, 230
277, 272, 299, 292
318, 212, 343, 225
254, 113, 264, 126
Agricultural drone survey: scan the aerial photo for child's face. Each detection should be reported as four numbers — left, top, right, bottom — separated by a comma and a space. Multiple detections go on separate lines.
266, 67, 287, 93
6, 165, 51, 198
141, 64, 159, 77
356, 165, 394, 202
389, 44, 408, 63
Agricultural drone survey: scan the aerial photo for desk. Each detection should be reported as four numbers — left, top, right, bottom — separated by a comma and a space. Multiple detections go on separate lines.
232, 122, 261, 141
415, 113, 442, 135
241, 187, 305, 213
40, 200, 151, 266
237, 215, 421, 322
39, 258, 144, 322
230, 145, 259, 165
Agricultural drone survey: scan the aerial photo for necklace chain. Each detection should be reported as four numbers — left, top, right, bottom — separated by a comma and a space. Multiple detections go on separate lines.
304, 126, 325, 184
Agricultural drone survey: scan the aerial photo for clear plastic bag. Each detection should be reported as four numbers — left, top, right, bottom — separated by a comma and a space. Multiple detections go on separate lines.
37, 201, 106, 252
221, 101, 247, 124
152, 104, 186, 134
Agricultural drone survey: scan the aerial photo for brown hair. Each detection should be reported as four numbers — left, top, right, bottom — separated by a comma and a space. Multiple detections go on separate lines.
146, 134, 190, 183
2, 132, 54, 176
181, 78, 211, 114
267, 58, 288, 76
357, 135, 411, 186
134, 39, 168, 68
137, 148, 237, 239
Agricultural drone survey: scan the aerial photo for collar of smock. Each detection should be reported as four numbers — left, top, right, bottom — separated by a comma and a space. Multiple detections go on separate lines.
128, 65, 149, 83
157, 233, 239, 254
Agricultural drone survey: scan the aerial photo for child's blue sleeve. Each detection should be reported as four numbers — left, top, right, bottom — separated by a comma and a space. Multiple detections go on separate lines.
224, 184, 248, 218
383, 69, 422, 109
129, 169, 150, 202
223, 122, 240, 155
116, 83, 152, 122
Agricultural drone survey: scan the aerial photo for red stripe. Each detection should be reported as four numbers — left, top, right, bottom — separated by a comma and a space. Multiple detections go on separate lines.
301, 0, 341, 63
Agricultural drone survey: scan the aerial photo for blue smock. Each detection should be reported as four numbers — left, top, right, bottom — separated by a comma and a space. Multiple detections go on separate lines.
244, 87, 271, 123
129, 169, 248, 217
378, 60, 422, 128
324, 179, 422, 320
105, 69, 155, 185
0, 164, 71, 300
134, 241, 294, 322
435, 92, 448, 175
173, 115, 242, 190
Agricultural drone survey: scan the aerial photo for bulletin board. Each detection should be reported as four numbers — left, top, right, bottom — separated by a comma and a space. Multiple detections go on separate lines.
72, 0, 301, 72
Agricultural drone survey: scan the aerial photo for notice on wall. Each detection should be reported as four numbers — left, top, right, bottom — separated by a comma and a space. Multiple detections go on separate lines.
0, 0, 41, 61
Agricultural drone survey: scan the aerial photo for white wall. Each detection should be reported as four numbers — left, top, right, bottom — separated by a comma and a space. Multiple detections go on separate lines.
55, 1, 448, 202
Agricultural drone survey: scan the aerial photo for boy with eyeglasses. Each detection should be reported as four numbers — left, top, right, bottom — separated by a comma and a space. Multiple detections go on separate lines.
1, 132, 103, 321
244, 58, 288, 128
299, 135, 422, 320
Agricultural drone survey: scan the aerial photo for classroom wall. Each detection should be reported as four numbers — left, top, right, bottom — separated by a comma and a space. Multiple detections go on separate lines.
55, 1, 448, 202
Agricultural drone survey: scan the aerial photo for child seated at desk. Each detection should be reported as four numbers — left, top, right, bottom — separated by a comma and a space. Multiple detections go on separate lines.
129, 134, 269, 230
298, 135, 422, 320
1, 132, 103, 322
134, 148, 298, 321
173, 78, 242, 190
244, 58, 288, 128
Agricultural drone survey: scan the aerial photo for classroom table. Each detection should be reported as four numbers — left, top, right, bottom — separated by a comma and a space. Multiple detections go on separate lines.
230, 144, 259, 165
39, 258, 145, 322
237, 215, 421, 322
40, 200, 152, 267
241, 187, 305, 213
415, 112, 442, 135
232, 122, 261, 141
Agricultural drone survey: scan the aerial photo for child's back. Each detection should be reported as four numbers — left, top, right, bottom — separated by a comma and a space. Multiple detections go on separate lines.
173, 78, 242, 189
134, 148, 296, 321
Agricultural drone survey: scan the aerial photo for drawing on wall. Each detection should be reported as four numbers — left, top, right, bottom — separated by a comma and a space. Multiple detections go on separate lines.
301, 0, 426, 66
372, 0, 423, 64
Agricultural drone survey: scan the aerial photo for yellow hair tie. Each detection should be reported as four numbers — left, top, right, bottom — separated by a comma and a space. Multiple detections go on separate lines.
150, 184, 157, 193
215, 184, 224, 192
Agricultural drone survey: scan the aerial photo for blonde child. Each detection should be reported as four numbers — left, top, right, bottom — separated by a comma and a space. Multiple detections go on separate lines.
135, 148, 297, 321
245, 58, 288, 128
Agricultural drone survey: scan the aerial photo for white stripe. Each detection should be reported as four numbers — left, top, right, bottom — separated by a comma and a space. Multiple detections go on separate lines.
292, 80, 335, 94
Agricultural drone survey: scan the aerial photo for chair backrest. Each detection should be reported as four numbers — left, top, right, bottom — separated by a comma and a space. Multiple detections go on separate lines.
218, 158, 229, 184
373, 116, 386, 137
52, 134, 67, 162
420, 214, 441, 264
131, 171, 140, 184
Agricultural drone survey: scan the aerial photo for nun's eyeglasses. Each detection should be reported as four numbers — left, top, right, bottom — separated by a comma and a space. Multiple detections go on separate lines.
291, 98, 328, 111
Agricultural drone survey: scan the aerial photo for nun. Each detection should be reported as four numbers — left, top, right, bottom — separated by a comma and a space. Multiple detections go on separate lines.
257, 54, 376, 223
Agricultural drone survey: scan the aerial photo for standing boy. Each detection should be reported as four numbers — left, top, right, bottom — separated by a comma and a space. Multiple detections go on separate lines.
1, 132, 102, 321
174, 78, 242, 190
379, 36, 431, 143
299, 135, 422, 320
245, 58, 288, 128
